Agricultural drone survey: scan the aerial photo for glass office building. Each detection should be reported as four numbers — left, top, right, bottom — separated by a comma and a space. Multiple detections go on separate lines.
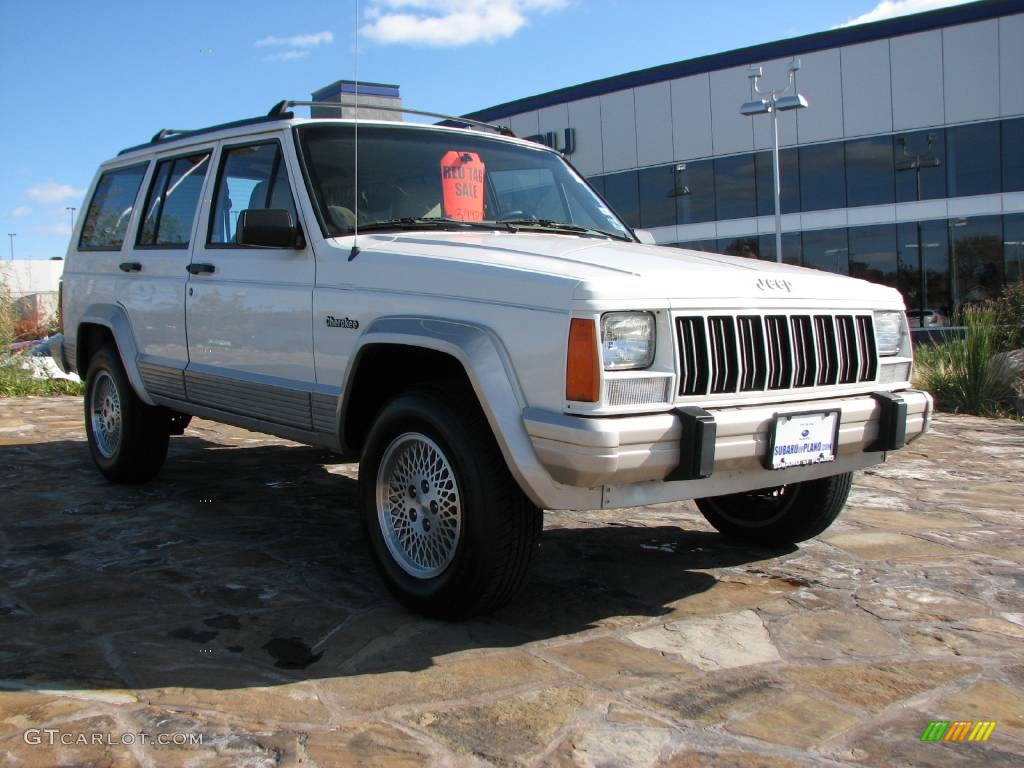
466, 0, 1024, 326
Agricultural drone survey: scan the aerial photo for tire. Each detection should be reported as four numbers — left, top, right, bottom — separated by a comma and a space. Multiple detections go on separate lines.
84, 346, 170, 483
359, 389, 542, 619
695, 472, 853, 545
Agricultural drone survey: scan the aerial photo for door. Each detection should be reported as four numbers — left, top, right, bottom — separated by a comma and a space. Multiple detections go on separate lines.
185, 136, 316, 430
118, 149, 212, 400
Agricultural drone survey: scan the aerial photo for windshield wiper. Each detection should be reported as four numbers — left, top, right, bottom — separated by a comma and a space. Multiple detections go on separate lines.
498, 218, 631, 241
345, 217, 513, 234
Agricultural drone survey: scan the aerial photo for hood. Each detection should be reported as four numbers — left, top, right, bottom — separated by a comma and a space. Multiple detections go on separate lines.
342, 231, 903, 310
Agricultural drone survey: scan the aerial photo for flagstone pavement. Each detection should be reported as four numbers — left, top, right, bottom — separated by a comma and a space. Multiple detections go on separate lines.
1, 396, 1022, 767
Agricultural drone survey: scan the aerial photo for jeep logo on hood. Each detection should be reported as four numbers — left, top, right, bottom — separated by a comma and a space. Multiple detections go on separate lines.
756, 278, 793, 293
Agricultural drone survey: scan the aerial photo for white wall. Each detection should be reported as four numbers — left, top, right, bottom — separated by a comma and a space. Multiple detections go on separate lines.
0, 260, 64, 297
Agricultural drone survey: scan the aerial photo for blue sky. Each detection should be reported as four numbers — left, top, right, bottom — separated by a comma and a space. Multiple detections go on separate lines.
0, 0, 971, 258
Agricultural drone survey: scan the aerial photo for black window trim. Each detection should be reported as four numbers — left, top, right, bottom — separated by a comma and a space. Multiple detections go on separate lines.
205, 137, 298, 249
77, 161, 150, 252
134, 148, 213, 251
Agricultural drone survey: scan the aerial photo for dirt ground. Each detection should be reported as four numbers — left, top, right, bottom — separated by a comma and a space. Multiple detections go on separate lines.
1, 396, 1022, 767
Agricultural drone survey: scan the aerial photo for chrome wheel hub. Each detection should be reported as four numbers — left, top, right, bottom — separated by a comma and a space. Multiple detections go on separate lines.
90, 371, 122, 459
376, 432, 462, 579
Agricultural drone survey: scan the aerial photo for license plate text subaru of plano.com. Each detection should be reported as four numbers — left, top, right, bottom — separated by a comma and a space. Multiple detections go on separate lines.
769, 411, 839, 470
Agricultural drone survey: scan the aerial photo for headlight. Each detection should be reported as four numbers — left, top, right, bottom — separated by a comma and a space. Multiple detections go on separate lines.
873, 311, 905, 356
601, 312, 655, 370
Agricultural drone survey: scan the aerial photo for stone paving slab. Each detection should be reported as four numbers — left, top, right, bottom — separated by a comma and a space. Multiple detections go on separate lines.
0, 396, 1022, 767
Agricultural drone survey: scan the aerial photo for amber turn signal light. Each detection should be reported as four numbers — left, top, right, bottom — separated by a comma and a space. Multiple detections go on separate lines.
566, 318, 600, 402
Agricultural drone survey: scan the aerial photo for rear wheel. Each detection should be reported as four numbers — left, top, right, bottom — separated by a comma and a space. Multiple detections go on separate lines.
359, 389, 542, 618
695, 472, 853, 545
84, 346, 170, 483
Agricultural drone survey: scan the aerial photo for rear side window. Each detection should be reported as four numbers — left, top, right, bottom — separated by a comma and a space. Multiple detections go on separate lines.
138, 153, 210, 247
208, 141, 296, 245
79, 164, 148, 250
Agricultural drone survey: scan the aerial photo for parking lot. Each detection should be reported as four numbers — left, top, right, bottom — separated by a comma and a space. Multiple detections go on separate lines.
0, 396, 1022, 767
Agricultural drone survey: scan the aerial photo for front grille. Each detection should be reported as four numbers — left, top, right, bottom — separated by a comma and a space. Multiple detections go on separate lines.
676, 313, 877, 397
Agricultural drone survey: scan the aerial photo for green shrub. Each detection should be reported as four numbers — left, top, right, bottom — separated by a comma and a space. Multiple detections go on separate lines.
991, 279, 1024, 350
0, 363, 84, 397
914, 305, 1018, 415
0, 281, 14, 351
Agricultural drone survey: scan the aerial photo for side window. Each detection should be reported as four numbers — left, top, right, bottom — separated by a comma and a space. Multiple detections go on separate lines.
138, 153, 210, 247
79, 164, 148, 250
208, 142, 297, 245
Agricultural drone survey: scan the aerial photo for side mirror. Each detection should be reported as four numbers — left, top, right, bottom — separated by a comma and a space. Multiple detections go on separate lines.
634, 228, 656, 245
236, 209, 301, 248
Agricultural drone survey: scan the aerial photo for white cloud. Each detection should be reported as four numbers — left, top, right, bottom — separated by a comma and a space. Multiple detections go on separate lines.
255, 31, 334, 48
361, 0, 568, 47
25, 182, 84, 204
263, 50, 311, 62
7, 206, 31, 218
836, 0, 972, 28
33, 222, 71, 237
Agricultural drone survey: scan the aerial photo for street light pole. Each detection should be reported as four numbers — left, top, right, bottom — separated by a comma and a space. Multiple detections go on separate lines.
740, 59, 808, 263
7, 233, 14, 261
771, 104, 783, 267
895, 135, 940, 327
66, 206, 76, 234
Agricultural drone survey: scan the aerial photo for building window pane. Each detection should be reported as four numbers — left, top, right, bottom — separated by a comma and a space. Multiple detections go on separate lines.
894, 130, 945, 202
845, 136, 894, 207
1002, 118, 1024, 193
1003, 213, 1024, 285
717, 236, 761, 259
602, 170, 640, 228
674, 239, 717, 252
898, 220, 951, 326
637, 165, 677, 228
713, 154, 756, 220
801, 227, 849, 274
799, 142, 846, 212
848, 224, 897, 288
758, 232, 802, 265
755, 149, 800, 216
673, 160, 716, 224
950, 215, 1003, 312
946, 123, 1000, 198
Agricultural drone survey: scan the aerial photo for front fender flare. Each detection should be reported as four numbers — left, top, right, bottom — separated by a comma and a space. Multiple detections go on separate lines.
340, 316, 596, 510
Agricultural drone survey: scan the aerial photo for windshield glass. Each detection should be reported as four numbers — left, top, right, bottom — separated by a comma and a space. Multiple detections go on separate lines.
295, 124, 632, 240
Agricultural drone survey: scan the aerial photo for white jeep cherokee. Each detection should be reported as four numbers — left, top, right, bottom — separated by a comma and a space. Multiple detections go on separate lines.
55, 103, 932, 617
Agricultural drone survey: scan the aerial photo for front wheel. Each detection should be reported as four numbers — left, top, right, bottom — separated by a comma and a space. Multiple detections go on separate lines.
695, 472, 853, 545
359, 390, 542, 618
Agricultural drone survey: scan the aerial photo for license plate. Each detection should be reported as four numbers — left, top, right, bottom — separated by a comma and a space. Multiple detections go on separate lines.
766, 410, 840, 470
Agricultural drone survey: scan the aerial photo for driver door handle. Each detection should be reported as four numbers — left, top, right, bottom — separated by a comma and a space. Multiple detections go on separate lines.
186, 263, 215, 275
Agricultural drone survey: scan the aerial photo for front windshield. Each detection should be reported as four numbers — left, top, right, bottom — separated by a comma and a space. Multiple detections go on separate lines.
295, 124, 633, 240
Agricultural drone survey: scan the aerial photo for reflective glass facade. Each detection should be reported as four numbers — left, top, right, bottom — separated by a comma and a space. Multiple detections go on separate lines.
588, 117, 1021, 228
589, 115, 1022, 324
683, 214, 1020, 322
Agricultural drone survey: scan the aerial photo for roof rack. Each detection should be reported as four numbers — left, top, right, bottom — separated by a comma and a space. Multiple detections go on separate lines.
118, 100, 515, 157
267, 100, 516, 136
117, 110, 296, 156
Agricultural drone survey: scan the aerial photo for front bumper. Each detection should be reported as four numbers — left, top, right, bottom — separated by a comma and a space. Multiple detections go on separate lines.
524, 389, 932, 499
